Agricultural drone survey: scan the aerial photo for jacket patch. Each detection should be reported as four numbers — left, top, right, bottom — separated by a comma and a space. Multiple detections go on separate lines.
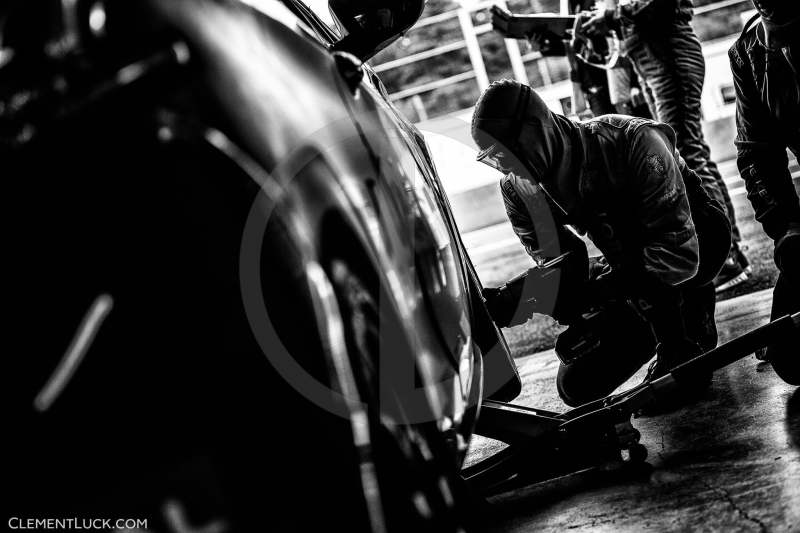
729, 44, 744, 68
645, 154, 667, 178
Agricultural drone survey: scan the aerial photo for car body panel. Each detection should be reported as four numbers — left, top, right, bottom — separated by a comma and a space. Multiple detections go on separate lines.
5, 0, 519, 478
163, 1, 438, 401
151, 0, 504, 436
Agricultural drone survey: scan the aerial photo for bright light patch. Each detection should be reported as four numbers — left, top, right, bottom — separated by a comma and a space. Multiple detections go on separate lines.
89, 3, 107, 35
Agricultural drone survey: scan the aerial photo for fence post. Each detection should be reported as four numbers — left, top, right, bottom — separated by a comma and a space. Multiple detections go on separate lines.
457, 7, 490, 92
497, 0, 530, 84
410, 95, 429, 122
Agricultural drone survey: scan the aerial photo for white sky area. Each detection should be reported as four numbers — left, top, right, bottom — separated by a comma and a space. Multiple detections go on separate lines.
420, 130, 501, 195
304, 0, 336, 26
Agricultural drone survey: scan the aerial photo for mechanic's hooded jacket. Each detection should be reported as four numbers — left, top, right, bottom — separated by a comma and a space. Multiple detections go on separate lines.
729, 14, 800, 241
474, 82, 724, 293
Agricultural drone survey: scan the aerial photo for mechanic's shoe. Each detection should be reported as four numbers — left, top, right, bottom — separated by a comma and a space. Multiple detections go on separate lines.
714, 246, 750, 293
637, 341, 711, 416
737, 245, 753, 275
642, 356, 670, 384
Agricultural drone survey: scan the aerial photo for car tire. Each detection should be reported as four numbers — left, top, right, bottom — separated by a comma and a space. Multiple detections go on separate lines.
324, 247, 477, 533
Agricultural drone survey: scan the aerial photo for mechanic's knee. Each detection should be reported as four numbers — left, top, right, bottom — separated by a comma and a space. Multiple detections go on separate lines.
556, 363, 610, 408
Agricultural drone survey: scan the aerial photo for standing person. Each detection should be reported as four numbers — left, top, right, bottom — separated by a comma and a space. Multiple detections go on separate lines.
582, 0, 751, 292
472, 80, 731, 406
728, 1, 800, 383
567, 0, 653, 119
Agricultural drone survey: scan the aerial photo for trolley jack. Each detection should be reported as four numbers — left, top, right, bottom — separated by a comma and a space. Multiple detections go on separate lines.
464, 312, 800, 497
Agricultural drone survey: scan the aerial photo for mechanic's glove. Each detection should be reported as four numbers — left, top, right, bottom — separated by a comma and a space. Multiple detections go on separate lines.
483, 283, 525, 329
774, 223, 800, 281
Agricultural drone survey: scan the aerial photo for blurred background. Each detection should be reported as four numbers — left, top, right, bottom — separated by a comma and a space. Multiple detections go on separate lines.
307, 0, 794, 355
364, 0, 757, 233
355, 0, 798, 356
377, 0, 751, 123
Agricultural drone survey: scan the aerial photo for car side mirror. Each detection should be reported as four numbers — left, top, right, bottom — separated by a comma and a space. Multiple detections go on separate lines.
329, 0, 425, 63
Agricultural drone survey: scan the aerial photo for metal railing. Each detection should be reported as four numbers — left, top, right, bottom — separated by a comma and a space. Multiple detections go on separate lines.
373, 0, 752, 121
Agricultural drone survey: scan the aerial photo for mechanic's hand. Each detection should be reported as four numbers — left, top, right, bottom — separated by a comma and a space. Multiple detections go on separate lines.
775, 223, 800, 280
580, 9, 613, 37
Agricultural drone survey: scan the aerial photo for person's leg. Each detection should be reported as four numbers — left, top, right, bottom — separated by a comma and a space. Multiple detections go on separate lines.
627, 26, 748, 288
557, 347, 651, 407
615, 59, 655, 119
668, 30, 740, 244
556, 301, 656, 407
627, 28, 724, 208
681, 283, 718, 353
556, 258, 656, 407
685, 170, 732, 285
556, 279, 718, 407
706, 159, 742, 244
557, 283, 709, 407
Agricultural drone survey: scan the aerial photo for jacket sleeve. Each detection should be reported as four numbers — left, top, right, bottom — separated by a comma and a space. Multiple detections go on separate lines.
729, 41, 800, 240
500, 174, 584, 266
627, 126, 699, 287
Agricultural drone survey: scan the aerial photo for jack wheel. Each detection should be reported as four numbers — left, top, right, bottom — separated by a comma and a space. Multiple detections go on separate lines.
626, 443, 648, 464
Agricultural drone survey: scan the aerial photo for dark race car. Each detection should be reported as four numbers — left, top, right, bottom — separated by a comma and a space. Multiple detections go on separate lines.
3, 1, 520, 531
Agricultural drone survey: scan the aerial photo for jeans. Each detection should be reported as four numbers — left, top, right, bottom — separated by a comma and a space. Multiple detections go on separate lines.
624, 24, 741, 244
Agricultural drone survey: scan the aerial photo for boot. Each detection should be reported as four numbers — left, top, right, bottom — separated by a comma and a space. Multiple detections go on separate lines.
643, 340, 711, 392
635, 284, 712, 415
713, 243, 750, 293
637, 339, 711, 416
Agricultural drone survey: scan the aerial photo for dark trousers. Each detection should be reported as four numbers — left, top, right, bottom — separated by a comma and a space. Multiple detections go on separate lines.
625, 24, 741, 243
556, 283, 716, 406
556, 197, 729, 407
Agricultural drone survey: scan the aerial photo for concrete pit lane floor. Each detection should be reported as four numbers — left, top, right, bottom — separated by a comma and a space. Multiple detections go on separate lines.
466, 289, 799, 532
462, 160, 800, 531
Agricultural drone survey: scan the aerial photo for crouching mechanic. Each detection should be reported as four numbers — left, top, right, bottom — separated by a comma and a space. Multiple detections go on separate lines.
473, 80, 731, 407
729, 0, 800, 383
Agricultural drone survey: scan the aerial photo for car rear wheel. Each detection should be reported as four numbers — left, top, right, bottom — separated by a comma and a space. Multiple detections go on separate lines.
764, 274, 800, 385
324, 251, 476, 533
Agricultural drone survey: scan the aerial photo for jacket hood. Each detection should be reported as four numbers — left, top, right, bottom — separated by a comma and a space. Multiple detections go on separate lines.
472, 80, 584, 217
